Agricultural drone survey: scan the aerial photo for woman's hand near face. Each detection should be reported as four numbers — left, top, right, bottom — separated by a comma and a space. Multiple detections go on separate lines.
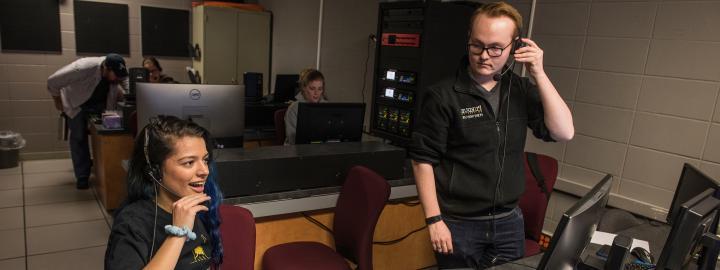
171, 193, 210, 230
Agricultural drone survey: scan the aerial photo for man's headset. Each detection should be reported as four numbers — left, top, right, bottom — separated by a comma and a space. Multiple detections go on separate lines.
488, 29, 526, 267
493, 33, 526, 81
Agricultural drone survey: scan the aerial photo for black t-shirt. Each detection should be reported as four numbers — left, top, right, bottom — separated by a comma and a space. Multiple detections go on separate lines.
81, 78, 110, 113
105, 200, 213, 270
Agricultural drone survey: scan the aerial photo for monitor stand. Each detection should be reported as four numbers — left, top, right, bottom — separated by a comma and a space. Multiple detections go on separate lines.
698, 233, 720, 270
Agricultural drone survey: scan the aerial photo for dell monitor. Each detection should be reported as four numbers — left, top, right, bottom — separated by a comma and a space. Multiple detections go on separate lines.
136, 83, 245, 148
657, 188, 720, 270
274, 74, 299, 103
295, 103, 365, 144
667, 164, 720, 226
537, 174, 613, 270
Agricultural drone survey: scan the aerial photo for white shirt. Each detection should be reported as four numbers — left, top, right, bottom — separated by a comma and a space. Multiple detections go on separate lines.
47, 57, 127, 118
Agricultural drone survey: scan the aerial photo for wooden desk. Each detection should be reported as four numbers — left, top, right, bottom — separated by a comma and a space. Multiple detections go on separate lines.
89, 124, 134, 210
230, 185, 436, 269
252, 200, 435, 270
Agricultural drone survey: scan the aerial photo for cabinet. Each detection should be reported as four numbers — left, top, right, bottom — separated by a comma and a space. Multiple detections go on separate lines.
89, 125, 134, 210
192, 5, 271, 94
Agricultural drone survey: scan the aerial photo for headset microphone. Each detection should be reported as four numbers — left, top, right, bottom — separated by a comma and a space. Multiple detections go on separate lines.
493, 58, 516, 81
148, 171, 183, 198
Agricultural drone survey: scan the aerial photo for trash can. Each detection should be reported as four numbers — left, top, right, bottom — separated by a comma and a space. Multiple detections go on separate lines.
0, 131, 25, 169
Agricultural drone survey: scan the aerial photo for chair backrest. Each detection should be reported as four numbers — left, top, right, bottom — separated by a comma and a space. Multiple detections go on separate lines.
333, 166, 391, 270
273, 108, 288, 145
518, 152, 558, 242
219, 204, 256, 270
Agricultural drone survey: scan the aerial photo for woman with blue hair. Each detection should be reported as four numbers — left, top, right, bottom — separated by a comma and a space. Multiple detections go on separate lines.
105, 115, 224, 269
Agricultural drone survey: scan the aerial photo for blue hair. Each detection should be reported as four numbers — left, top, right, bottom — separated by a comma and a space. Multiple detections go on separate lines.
199, 161, 223, 266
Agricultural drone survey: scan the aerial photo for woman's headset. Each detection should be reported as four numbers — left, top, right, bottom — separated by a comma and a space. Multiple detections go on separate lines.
144, 126, 162, 183
143, 119, 182, 198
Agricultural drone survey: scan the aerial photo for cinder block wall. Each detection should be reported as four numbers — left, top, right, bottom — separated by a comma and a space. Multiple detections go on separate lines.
0, 0, 193, 160
522, 0, 720, 233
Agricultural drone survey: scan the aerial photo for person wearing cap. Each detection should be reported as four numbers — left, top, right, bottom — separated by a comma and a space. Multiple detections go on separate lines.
47, 53, 129, 189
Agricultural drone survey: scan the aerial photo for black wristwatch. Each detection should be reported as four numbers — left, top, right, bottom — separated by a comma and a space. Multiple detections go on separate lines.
425, 215, 443, 225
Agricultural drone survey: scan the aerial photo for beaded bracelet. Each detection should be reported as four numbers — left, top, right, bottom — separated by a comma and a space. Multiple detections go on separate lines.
164, 225, 197, 242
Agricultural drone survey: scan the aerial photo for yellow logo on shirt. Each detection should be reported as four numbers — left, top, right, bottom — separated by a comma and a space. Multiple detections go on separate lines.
192, 246, 210, 264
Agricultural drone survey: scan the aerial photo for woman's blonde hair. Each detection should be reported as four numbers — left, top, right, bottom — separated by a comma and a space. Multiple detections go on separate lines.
299, 68, 325, 89
298, 68, 327, 99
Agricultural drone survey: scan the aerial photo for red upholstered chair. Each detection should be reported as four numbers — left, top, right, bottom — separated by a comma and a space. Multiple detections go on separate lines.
518, 152, 558, 257
219, 204, 256, 270
273, 108, 288, 145
262, 166, 391, 270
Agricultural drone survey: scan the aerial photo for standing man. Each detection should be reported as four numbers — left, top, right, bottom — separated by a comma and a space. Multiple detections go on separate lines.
408, 2, 573, 268
47, 53, 128, 189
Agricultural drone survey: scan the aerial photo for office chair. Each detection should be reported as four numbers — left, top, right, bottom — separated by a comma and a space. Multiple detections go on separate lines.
219, 204, 256, 270
273, 108, 288, 145
262, 166, 391, 270
518, 152, 558, 257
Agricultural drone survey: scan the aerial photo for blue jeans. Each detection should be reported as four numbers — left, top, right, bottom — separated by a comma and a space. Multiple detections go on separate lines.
436, 207, 525, 269
68, 110, 92, 181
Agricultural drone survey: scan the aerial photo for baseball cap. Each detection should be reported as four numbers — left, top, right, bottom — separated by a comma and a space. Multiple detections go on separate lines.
105, 53, 129, 78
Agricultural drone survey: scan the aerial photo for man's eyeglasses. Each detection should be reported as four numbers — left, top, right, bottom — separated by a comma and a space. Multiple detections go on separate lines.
467, 41, 513, 57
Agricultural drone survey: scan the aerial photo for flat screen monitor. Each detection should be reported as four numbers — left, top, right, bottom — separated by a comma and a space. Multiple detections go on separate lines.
537, 174, 613, 270
657, 188, 720, 269
274, 74, 299, 103
295, 103, 365, 144
128, 67, 149, 97
243, 72, 263, 101
136, 83, 245, 148
667, 164, 720, 225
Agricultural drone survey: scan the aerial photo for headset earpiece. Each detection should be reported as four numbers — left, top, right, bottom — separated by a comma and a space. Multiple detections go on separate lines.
143, 120, 162, 183
145, 165, 162, 183
511, 35, 525, 55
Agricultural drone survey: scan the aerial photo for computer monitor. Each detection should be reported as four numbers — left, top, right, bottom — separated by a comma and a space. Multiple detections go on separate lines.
295, 103, 365, 144
657, 188, 720, 270
136, 83, 245, 148
243, 72, 263, 101
274, 74, 299, 103
667, 164, 720, 225
128, 67, 149, 97
537, 174, 613, 270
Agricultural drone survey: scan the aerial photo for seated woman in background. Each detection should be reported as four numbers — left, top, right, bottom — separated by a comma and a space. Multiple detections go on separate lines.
284, 68, 327, 145
143, 56, 178, 83
105, 115, 223, 269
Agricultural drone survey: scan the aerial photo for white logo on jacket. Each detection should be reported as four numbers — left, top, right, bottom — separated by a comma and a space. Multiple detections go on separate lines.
460, 105, 483, 120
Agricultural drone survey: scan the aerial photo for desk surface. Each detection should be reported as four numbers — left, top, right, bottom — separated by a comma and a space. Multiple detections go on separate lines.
490, 222, 673, 269
215, 141, 403, 161
227, 183, 418, 218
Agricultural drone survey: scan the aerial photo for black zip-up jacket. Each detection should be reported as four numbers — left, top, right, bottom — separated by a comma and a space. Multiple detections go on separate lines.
409, 62, 554, 218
